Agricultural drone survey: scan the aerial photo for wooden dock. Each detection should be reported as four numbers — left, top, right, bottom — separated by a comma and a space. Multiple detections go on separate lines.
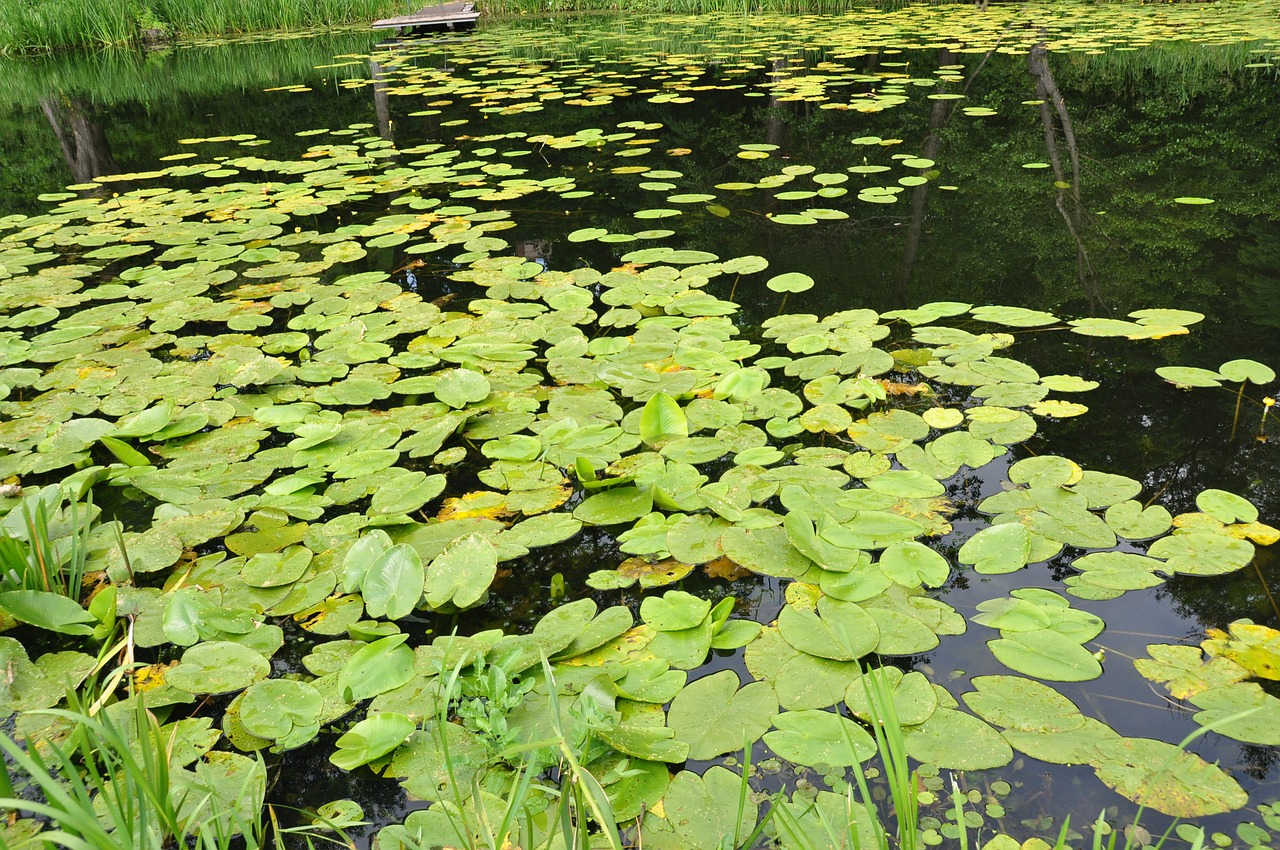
372, 1, 478, 30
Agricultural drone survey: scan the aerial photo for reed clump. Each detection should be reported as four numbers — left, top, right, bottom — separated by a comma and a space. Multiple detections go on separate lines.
0, 0, 403, 54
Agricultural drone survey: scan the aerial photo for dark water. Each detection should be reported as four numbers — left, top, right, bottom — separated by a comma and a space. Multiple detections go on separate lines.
3, 8, 1280, 847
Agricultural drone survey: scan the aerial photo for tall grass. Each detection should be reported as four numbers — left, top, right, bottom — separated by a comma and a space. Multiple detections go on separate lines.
0, 491, 92, 601
0, 29, 380, 107
0, 0, 402, 54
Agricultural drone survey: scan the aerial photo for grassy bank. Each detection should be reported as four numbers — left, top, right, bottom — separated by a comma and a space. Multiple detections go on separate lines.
0, 0, 404, 53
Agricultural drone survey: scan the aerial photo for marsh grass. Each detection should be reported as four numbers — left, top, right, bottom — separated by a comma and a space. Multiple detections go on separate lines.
0, 30, 379, 107
0, 699, 195, 850
0, 0, 400, 53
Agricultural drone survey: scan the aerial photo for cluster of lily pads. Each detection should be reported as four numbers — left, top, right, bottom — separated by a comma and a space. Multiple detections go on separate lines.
3, 6, 1280, 847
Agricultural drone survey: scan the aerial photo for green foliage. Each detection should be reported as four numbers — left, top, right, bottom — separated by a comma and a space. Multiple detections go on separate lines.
0, 0, 401, 52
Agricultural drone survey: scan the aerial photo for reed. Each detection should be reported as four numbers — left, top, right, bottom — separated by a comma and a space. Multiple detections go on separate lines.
0, 0, 401, 54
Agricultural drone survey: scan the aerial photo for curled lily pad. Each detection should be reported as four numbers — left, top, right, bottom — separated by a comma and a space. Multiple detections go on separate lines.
330, 711, 418, 770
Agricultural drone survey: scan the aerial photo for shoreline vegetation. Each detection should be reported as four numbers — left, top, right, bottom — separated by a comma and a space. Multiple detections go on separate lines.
0, 0, 1217, 55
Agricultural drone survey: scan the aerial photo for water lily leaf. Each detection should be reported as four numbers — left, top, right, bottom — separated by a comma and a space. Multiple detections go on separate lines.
1094, 737, 1246, 817
590, 556, 693, 591
640, 590, 710, 632
1134, 644, 1249, 700
988, 631, 1102, 682
1104, 500, 1172, 540
113, 401, 176, 438
922, 407, 964, 430
777, 597, 879, 662
767, 272, 815, 293
1147, 532, 1253, 577
640, 392, 688, 447
866, 607, 940, 655
362, 544, 425, 620
599, 722, 689, 763
1189, 682, 1280, 745
425, 534, 498, 609
1156, 366, 1222, 388
338, 634, 415, 703
845, 669, 938, 727
865, 470, 945, 499
1202, 622, 1280, 679
764, 708, 875, 767
902, 708, 1013, 770
241, 546, 312, 589
1066, 551, 1166, 595
100, 436, 153, 467
342, 530, 393, 594
770, 788, 879, 850
965, 675, 1090, 737
720, 526, 812, 578
1218, 359, 1275, 384
1026, 507, 1117, 550
768, 651, 858, 711
171, 751, 266, 837
614, 658, 686, 704
821, 511, 926, 550
574, 486, 655, 526
167, 641, 271, 695
434, 368, 490, 408
1001, 715, 1121, 765
388, 724, 487, 802
877, 541, 949, 588
958, 524, 1031, 575
969, 306, 1059, 328
642, 767, 757, 850
667, 670, 777, 760
370, 472, 447, 516
330, 711, 418, 770
239, 678, 324, 748
974, 589, 1103, 642
1195, 489, 1258, 524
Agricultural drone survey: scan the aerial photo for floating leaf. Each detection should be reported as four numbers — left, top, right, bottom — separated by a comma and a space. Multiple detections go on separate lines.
763, 709, 875, 767
988, 631, 1102, 682
330, 712, 418, 770
338, 634, 415, 703
766, 272, 815, 293
777, 598, 879, 662
425, 534, 498, 609
167, 641, 271, 695
1094, 737, 1246, 817
667, 670, 777, 760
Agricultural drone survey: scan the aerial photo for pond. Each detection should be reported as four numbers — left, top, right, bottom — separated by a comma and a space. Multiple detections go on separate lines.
2, 3, 1280, 849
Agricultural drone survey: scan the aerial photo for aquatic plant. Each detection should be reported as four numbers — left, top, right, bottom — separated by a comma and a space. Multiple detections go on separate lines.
1, 5, 1280, 847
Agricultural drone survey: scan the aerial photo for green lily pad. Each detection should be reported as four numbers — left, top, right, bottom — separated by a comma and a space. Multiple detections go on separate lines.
330, 711, 418, 770
1094, 737, 1246, 817
167, 641, 272, 695
988, 631, 1102, 682
958, 524, 1031, 574
667, 670, 777, 760
238, 678, 324, 747
425, 534, 498, 609
777, 598, 879, 662
763, 709, 875, 767
902, 708, 1013, 770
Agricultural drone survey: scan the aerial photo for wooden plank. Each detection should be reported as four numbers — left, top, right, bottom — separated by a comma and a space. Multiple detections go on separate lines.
373, 1, 478, 29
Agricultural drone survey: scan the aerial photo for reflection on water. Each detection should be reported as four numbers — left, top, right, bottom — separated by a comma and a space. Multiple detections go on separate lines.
2, 5, 1280, 844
